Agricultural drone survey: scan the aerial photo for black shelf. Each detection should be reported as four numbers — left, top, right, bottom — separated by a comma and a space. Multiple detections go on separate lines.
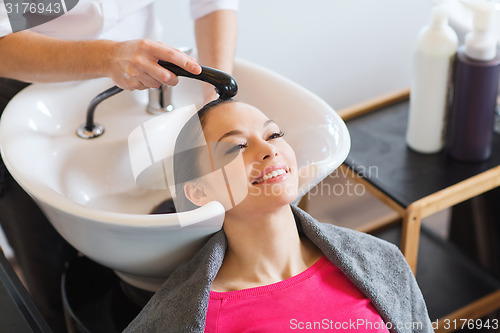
344, 100, 500, 208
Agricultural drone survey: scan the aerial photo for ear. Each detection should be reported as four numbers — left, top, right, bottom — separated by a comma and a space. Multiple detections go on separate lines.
184, 182, 212, 207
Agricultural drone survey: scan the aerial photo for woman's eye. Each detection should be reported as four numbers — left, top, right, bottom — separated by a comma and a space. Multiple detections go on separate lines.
267, 131, 285, 140
226, 143, 247, 155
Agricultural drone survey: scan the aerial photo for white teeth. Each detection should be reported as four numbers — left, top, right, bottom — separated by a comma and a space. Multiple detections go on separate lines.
254, 168, 287, 184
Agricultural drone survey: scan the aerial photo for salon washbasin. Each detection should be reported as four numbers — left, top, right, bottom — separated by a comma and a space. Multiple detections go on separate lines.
0, 59, 350, 291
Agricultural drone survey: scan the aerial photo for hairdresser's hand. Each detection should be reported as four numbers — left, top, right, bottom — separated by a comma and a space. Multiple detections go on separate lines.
110, 39, 202, 90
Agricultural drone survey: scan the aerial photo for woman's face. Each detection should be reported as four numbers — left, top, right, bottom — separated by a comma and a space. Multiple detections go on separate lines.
185, 102, 299, 214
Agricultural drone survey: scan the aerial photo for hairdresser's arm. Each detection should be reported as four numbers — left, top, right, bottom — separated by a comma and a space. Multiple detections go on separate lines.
195, 9, 238, 101
0, 31, 201, 90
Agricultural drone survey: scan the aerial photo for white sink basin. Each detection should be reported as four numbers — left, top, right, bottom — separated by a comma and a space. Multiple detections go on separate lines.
0, 59, 350, 291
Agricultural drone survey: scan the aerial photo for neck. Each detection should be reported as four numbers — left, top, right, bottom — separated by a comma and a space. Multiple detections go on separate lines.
212, 205, 321, 291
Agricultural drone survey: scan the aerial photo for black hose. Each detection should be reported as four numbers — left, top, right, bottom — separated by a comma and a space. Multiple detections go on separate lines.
85, 86, 123, 131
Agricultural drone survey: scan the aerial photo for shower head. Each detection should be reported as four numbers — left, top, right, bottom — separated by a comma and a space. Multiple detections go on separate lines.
158, 61, 238, 100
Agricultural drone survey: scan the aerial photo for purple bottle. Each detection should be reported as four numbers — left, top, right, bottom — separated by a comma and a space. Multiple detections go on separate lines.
448, 1, 500, 162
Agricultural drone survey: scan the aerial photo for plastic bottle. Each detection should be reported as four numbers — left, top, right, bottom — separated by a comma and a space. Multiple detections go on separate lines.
406, 2, 458, 154
448, 0, 500, 162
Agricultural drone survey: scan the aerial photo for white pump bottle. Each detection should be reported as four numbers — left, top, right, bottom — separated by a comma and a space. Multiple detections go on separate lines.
406, 2, 458, 154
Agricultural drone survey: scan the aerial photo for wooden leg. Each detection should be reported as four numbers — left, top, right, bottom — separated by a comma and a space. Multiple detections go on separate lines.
401, 204, 422, 275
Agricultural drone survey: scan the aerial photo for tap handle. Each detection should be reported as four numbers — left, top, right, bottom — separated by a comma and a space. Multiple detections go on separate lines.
158, 61, 238, 100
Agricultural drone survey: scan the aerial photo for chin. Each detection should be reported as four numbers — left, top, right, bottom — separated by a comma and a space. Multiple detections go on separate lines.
228, 190, 296, 215
259, 190, 298, 209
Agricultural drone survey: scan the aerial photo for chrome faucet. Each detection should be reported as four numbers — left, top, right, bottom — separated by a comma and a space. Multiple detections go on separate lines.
146, 48, 192, 115
147, 85, 174, 114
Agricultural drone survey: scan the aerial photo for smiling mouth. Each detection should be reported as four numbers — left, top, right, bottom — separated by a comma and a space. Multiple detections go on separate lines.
252, 168, 289, 185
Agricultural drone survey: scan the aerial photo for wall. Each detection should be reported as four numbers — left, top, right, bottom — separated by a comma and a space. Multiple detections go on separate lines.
156, 0, 434, 110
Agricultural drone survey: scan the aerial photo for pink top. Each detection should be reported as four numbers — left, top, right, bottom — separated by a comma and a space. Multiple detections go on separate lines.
205, 256, 390, 332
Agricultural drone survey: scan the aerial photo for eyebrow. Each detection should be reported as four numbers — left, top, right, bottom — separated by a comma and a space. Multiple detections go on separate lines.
216, 119, 277, 143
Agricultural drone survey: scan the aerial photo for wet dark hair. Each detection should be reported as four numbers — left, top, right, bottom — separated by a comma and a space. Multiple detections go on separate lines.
151, 98, 236, 214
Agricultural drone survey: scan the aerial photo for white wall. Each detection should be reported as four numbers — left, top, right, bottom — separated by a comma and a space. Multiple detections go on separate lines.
155, 0, 434, 110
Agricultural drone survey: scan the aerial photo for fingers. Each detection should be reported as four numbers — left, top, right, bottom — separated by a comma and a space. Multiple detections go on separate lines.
114, 73, 148, 91
111, 39, 201, 90
140, 42, 199, 89
142, 59, 179, 86
149, 41, 202, 75
140, 73, 165, 89
114, 70, 162, 91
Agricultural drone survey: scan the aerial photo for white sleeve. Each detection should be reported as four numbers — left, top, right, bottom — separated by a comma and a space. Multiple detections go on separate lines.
189, 0, 239, 20
0, 0, 14, 37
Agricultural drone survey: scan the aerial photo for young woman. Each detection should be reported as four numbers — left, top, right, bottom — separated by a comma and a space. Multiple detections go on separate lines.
125, 100, 433, 333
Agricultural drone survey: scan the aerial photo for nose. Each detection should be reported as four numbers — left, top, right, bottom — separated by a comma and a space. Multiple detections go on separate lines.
261, 141, 278, 160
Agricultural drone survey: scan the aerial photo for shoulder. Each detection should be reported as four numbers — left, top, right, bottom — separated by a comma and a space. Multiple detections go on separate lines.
325, 222, 402, 258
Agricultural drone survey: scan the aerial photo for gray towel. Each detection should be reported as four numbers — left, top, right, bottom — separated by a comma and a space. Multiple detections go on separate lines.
124, 205, 433, 333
